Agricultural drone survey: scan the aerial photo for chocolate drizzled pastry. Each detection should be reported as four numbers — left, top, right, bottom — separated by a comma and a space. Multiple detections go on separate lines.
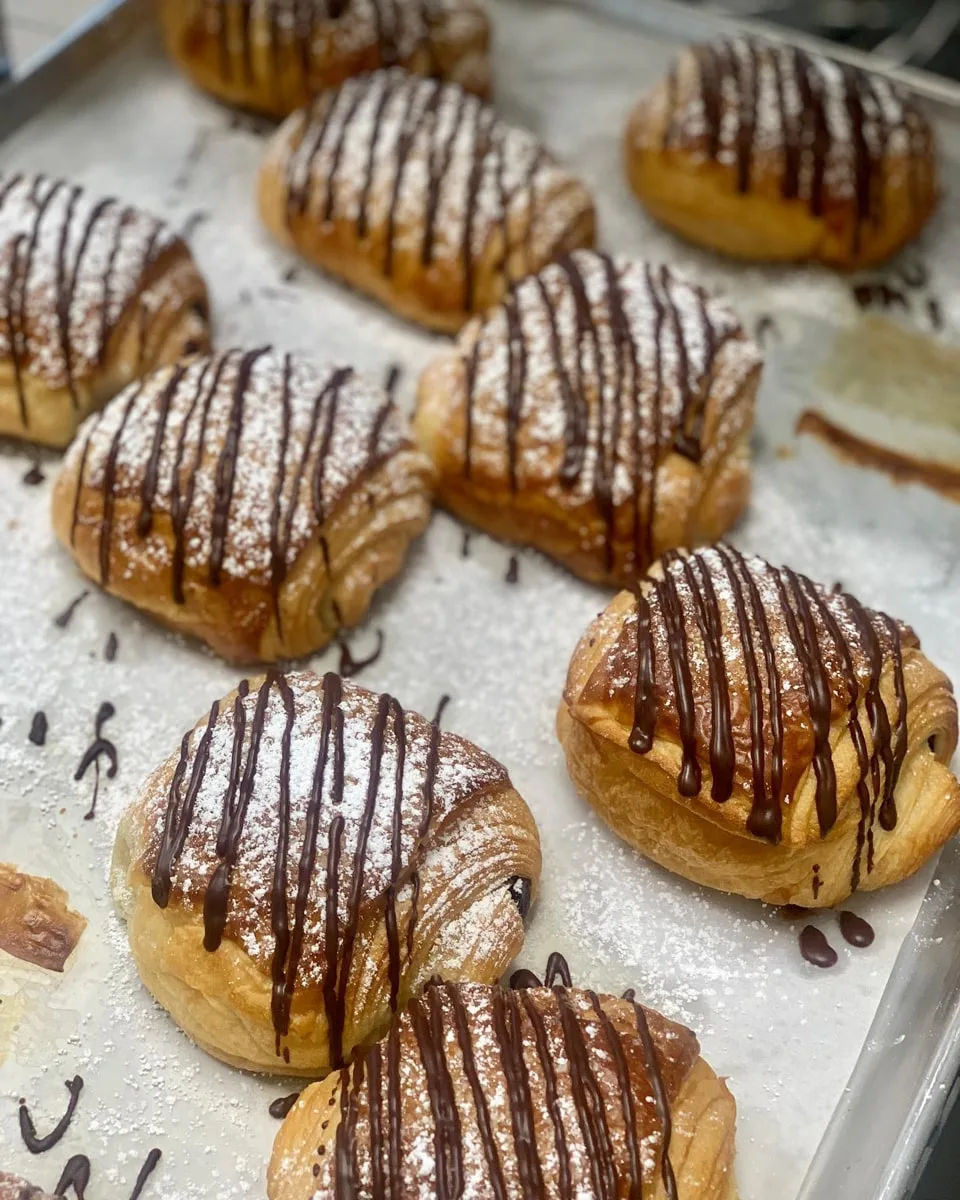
416, 250, 762, 586
0, 172, 209, 448
51, 348, 434, 662
258, 69, 596, 333
111, 670, 541, 1075
266, 977, 738, 1200
625, 36, 938, 269
559, 546, 960, 908
161, 0, 492, 120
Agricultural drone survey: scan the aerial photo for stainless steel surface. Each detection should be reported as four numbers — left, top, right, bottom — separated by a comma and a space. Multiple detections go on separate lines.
1, 2, 959, 1197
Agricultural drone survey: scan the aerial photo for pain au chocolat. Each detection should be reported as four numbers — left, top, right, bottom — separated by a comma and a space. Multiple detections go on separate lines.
161, 0, 491, 117
268, 974, 737, 1199
624, 37, 938, 269
258, 69, 596, 333
111, 670, 542, 1076
0, 172, 209, 448
415, 250, 762, 586
558, 546, 960, 909
51, 347, 434, 663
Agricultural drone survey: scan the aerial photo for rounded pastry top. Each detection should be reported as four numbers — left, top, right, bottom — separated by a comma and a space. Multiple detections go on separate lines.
0, 172, 185, 391
128, 670, 511, 982
316, 977, 699, 1197
634, 36, 934, 214
572, 546, 920, 844
63, 347, 418, 595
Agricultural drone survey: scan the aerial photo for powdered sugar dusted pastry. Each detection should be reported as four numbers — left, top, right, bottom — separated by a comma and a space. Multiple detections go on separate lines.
258, 69, 596, 333
559, 546, 960, 908
625, 37, 938, 268
161, 0, 491, 117
51, 348, 434, 662
0, 173, 209, 448
415, 250, 762, 586
0, 1174, 57, 1200
111, 670, 542, 1075
268, 975, 738, 1199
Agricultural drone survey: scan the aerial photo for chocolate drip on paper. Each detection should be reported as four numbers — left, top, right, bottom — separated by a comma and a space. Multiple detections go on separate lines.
74, 701, 118, 820
128, 1150, 161, 1200
149, 672, 443, 1067
53, 1155, 90, 1198
839, 910, 875, 947
269, 1091, 302, 1119
628, 548, 908, 888
799, 925, 838, 969
28, 712, 48, 746
331, 977, 679, 1199
461, 253, 738, 576
18, 1076, 83, 1154
53, 591, 88, 629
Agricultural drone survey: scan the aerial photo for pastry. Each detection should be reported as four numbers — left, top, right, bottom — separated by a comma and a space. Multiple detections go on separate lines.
415, 250, 762, 586
0, 1175, 57, 1200
160, 0, 492, 117
0, 172, 209, 448
111, 669, 542, 1075
51, 347, 435, 663
0, 863, 87, 972
258, 69, 596, 333
624, 37, 938, 269
558, 545, 960, 908
267, 974, 738, 1198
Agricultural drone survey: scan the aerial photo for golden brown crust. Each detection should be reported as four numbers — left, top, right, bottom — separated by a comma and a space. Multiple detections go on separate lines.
0, 173, 209, 448
267, 980, 737, 1199
161, 0, 492, 117
624, 38, 938, 269
111, 671, 542, 1076
558, 547, 960, 907
0, 1174, 57, 1200
0, 864, 87, 972
50, 348, 435, 663
415, 251, 761, 586
258, 70, 596, 333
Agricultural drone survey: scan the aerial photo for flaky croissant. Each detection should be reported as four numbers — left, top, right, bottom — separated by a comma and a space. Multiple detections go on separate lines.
559, 546, 960, 908
112, 670, 542, 1076
268, 977, 738, 1198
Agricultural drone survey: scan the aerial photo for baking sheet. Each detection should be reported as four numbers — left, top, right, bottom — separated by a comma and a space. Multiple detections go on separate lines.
2, 2, 960, 1196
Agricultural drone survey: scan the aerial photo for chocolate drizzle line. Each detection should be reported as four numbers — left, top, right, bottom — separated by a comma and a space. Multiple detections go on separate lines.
104, 632, 119, 662
338, 629, 385, 678
673, 38, 930, 258
18, 1075, 83, 1154
128, 1149, 161, 1200
53, 1155, 90, 1198
0, 174, 170, 425
628, 548, 909, 887
74, 701, 118, 820
150, 672, 444, 1067
331, 973, 679, 1198
461, 253, 738, 576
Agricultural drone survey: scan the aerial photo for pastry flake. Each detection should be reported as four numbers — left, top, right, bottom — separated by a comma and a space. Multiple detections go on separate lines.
0, 864, 87, 973
258, 69, 596, 332
51, 347, 435, 663
415, 250, 762, 585
559, 546, 960, 907
267, 978, 737, 1199
161, 0, 492, 118
624, 37, 938, 268
111, 670, 542, 1075
0, 173, 210, 447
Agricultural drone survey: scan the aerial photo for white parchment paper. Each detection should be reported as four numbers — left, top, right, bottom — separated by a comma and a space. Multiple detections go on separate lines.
3, 2, 960, 1196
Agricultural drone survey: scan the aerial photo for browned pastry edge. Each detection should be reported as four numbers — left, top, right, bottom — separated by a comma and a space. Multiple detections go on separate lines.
0, 863, 87, 972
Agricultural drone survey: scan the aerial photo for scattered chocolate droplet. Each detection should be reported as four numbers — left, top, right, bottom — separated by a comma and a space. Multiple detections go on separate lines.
928, 296, 944, 330
461, 530, 471, 558
104, 632, 119, 662
129, 1149, 162, 1200
799, 925, 838, 969
779, 904, 807, 921
839, 910, 875, 948
269, 1091, 301, 1120
53, 590, 89, 629
28, 711, 48, 746
755, 314, 777, 344
75, 701, 119, 820
282, 264, 299, 284
338, 629, 384, 678
897, 260, 928, 290
22, 462, 45, 486
505, 554, 519, 583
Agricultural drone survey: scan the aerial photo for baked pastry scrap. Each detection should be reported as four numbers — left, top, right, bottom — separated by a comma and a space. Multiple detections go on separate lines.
415, 249, 762, 586
558, 546, 960, 908
0, 1174, 57, 1200
258, 69, 596, 333
0, 863, 87, 972
0, 172, 210, 448
160, 0, 492, 117
51, 347, 435, 662
111, 670, 541, 1075
268, 976, 737, 1199
624, 37, 938, 269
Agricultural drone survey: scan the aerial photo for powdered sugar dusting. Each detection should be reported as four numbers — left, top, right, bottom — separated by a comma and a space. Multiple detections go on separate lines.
0, 173, 177, 388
